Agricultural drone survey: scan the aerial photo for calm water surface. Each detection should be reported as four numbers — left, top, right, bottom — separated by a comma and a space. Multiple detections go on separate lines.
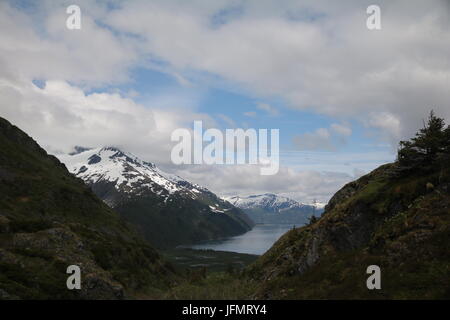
185, 224, 296, 255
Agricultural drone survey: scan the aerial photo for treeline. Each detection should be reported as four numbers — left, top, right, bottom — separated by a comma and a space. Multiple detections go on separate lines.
397, 111, 450, 173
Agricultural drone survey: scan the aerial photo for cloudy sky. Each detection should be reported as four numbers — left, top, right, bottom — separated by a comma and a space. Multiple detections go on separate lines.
1, 0, 449, 202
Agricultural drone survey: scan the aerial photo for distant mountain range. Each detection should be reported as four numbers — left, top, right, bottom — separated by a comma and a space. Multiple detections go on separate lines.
59, 147, 253, 248
223, 194, 325, 225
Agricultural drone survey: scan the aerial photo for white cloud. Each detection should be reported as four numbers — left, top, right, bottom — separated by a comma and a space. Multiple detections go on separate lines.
293, 127, 333, 151
243, 111, 257, 117
365, 112, 401, 146
280, 150, 394, 176
2, 0, 448, 146
330, 123, 352, 137
167, 163, 352, 203
0, 78, 209, 165
257, 102, 279, 116
0, 1, 138, 87
217, 114, 237, 127
293, 123, 352, 151
102, 0, 450, 144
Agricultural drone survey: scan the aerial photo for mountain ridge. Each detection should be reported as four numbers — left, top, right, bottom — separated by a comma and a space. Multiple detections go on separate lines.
0, 117, 174, 299
223, 193, 324, 225
59, 147, 254, 248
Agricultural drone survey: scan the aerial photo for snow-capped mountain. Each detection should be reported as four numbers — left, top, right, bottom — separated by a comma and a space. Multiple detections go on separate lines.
224, 193, 325, 213
223, 193, 325, 224
61, 147, 210, 207
59, 147, 253, 247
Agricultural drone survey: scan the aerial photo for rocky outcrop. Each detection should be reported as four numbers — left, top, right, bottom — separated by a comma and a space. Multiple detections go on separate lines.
247, 161, 450, 299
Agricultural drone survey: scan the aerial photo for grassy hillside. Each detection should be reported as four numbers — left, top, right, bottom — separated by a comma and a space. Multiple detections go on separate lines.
246, 163, 449, 298
246, 113, 450, 299
159, 248, 258, 299
0, 117, 174, 299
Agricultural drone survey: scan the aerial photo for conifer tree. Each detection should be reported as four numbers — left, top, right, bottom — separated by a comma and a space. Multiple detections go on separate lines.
398, 110, 447, 170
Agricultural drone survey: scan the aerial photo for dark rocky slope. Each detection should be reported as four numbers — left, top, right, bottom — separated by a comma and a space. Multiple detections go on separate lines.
248, 163, 450, 299
247, 113, 450, 299
0, 117, 173, 299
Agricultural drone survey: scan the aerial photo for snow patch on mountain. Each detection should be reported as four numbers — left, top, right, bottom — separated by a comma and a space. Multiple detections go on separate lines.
223, 193, 326, 213
59, 147, 212, 204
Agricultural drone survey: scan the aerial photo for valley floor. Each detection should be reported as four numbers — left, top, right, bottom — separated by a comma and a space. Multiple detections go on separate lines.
135, 248, 258, 300
163, 248, 259, 273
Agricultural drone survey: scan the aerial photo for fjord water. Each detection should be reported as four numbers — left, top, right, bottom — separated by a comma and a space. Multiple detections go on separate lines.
186, 224, 296, 255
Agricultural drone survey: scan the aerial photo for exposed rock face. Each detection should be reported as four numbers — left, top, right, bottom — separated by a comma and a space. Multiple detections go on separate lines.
0, 117, 173, 299
248, 162, 450, 299
7, 227, 125, 299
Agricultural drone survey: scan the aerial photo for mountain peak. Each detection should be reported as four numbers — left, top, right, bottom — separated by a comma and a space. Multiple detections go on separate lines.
58, 147, 183, 201
57, 145, 254, 247
225, 193, 304, 212
58, 146, 227, 209
226, 193, 327, 211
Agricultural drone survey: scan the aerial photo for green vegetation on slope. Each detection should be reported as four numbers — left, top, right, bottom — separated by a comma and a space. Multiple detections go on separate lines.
159, 248, 258, 300
0, 117, 174, 299
162, 272, 257, 300
245, 111, 450, 299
